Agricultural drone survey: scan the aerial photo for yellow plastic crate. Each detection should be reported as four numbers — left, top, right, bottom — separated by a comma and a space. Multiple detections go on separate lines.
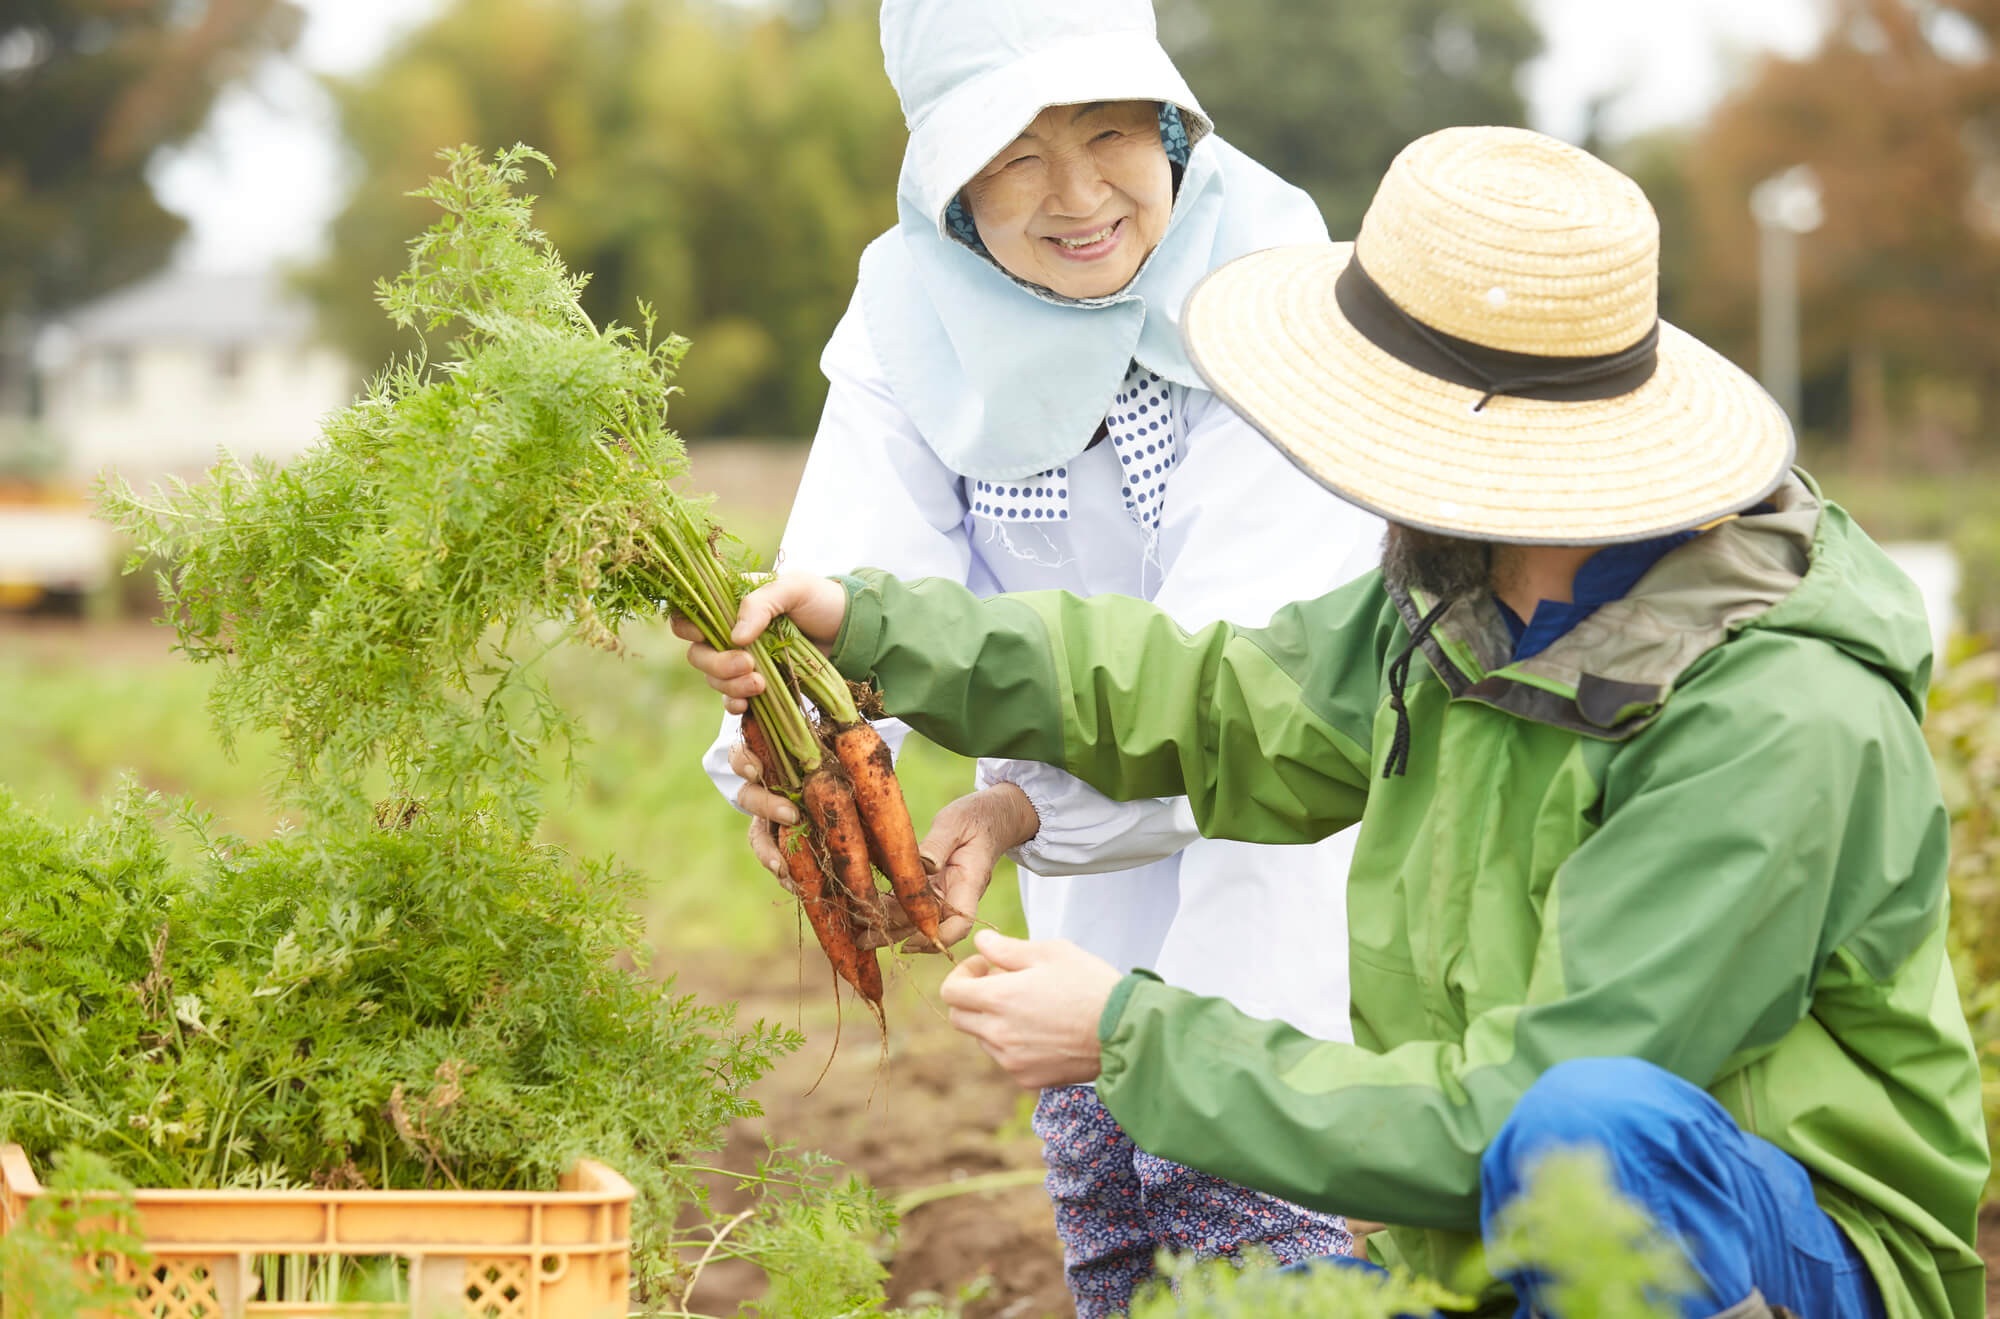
0, 1143, 633, 1318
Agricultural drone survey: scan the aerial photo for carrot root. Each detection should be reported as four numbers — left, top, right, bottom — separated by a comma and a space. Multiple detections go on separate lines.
779, 821, 873, 1005
740, 711, 784, 785
833, 722, 946, 951
799, 770, 887, 1022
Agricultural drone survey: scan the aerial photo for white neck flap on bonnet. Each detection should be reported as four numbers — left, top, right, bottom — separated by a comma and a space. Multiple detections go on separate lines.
970, 360, 1178, 533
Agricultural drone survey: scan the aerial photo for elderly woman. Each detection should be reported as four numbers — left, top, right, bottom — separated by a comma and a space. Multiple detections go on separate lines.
696, 0, 1381, 1310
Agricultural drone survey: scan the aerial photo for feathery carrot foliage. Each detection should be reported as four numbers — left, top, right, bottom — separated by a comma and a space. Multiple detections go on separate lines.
102, 145, 750, 833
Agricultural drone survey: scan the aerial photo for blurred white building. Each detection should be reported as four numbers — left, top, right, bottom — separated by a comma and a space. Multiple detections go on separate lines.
33, 269, 356, 482
0, 271, 355, 610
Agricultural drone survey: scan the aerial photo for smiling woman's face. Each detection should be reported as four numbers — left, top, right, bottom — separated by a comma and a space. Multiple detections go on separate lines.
960, 100, 1175, 300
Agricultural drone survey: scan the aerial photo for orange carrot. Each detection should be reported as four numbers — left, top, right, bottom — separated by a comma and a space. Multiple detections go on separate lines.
740, 711, 781, 785
779, 821, 874, 1003
833, 722, 945, 949
858, 946, 883, 1004
800, 769, 886, 1012
844, 894, 885, 1005
802, 769, 876, 906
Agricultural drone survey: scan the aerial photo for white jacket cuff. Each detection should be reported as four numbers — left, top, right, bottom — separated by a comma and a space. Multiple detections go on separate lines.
976, 758, 1199, 876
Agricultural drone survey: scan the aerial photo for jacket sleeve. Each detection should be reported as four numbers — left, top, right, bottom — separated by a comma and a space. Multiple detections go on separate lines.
974, 394, 1386, 873
703, 299, 971, 809
830, 567, 1392, 845
1091, 634, 1946, 1229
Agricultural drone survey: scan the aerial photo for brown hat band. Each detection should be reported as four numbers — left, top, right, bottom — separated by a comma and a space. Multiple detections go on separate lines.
1335, 259, 1662, 413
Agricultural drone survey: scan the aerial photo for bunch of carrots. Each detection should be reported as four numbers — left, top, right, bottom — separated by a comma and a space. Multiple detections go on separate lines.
653, 518, 943, 1026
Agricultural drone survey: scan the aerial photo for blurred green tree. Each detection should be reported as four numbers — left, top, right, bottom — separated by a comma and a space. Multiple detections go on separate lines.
1157, 0, 1543, 237
305, 0, 904, 438
1669, 0, 2000, 460
311, 0, 1542, 437
0, 0, 303, 320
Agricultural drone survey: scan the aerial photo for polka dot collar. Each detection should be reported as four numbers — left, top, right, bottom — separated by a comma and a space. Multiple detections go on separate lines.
972, 361, 1178, 532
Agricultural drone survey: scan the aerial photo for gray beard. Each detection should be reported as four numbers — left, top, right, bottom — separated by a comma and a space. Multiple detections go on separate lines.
1381, 524, 1494, 604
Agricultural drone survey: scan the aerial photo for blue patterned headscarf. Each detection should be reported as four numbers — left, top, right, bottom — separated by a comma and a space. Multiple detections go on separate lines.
943, 104, 1195, 258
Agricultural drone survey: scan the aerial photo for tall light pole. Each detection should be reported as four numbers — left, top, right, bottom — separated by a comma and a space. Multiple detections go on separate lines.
1750, 165, 1825, 427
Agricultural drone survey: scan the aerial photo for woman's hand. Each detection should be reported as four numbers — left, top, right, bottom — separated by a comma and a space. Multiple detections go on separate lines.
901, 783, 1042, 950
728, 738, 799, 882
672, 572, 851, 715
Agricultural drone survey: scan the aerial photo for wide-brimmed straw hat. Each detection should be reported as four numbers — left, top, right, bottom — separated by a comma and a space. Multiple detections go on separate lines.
880, 0, 1211, 234
1182, 126, 1795, 545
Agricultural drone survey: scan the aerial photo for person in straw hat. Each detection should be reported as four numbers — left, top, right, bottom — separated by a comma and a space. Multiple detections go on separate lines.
680, 125, 1988, 1317
696, 0, 1378, 1309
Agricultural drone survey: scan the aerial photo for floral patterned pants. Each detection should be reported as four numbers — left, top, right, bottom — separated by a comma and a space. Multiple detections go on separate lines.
1033, 1085, 1353, 1316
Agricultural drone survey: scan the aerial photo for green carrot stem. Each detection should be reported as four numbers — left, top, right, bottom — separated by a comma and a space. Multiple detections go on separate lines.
783, 634, 862, 725
744, 693, 803, 789
745, 635, 822, 774
659, 521, 825, 772
634, 532, 728, 640
633, 522, 823, 775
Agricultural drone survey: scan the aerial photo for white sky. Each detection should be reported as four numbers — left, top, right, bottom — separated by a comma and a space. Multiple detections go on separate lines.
151, 0, 1832, 273
1524, 0, 1829, 141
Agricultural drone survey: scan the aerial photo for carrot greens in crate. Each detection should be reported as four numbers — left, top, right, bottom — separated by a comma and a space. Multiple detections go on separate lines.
0, 782, 893, 1310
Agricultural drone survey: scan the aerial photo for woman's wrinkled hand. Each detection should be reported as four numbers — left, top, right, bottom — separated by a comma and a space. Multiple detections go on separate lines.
896, 783, 1041, 952
729, 738, 799, 885
670, 572, 851, 715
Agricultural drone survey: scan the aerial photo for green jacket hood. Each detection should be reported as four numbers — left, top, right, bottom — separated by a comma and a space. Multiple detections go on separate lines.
1409, 471, 1935, 736
1742, 475, 1933, 722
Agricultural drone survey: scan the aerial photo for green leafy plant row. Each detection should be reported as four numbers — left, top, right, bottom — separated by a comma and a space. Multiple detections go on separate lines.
5, 144, 914, 1316
0, 781, 893, 1309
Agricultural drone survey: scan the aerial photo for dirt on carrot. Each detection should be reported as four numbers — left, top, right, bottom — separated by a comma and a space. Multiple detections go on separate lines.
740, 712, 782, 794
779, 818, 871, 1006
742, 661, 935, 1032
802, 770, 884, 943
833, 722, 945, 950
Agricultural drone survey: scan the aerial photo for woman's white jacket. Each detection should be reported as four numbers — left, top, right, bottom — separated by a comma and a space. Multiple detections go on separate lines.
705, 296, 1381, 1043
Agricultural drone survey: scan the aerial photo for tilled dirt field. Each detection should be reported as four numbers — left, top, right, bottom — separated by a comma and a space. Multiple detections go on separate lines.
682, 954, 1071, 1318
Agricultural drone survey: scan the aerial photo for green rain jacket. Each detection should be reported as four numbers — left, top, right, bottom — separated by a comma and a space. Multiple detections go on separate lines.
827, 473, 1987, 1317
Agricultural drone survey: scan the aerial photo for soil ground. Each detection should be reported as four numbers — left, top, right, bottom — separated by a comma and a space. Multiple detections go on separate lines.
682, 953, 1072, 1318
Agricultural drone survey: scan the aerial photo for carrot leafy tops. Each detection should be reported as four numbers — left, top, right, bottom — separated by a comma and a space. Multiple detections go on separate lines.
102, 146, 700, 832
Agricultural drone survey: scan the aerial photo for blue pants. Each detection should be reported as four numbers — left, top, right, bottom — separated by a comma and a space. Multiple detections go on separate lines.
1297, 1058, 1887, 1318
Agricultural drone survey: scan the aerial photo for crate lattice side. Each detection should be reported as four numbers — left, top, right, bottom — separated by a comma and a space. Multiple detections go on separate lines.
0, 1144, 632, 1319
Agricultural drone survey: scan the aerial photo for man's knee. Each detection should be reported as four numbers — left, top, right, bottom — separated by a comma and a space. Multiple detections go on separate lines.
1487, 1057, 1696, 1180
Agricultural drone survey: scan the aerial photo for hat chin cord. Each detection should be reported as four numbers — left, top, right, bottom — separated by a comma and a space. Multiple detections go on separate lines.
1383, 595, 1456, 779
